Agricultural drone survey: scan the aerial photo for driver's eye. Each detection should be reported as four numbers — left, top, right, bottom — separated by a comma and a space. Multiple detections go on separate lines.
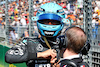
38, 19, 61, 25
44, 22, 56, 25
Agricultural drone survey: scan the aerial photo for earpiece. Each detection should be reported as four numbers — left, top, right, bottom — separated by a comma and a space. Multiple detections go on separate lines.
80, 41, 90, 55
63, 34, 68, 48
63, 25, 76, 48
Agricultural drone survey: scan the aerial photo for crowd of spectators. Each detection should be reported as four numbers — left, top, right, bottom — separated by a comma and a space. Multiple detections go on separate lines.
0, 0, 100, 45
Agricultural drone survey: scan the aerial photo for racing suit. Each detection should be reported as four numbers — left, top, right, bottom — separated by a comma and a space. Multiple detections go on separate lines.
5, 37, 64, 67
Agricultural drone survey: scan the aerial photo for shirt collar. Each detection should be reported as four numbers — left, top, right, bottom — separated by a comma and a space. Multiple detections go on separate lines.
60, 54, 80, 61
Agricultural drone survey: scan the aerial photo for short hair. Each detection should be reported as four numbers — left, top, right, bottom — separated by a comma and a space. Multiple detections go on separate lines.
65, 27, 87, 53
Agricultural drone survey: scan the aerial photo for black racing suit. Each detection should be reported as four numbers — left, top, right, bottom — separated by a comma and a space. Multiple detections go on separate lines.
5, 36, 64, 67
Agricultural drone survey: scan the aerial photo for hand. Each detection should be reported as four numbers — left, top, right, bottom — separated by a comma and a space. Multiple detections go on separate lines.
51, 60, 60, 67
52, 63, 60, 67
37, 49, 57, 60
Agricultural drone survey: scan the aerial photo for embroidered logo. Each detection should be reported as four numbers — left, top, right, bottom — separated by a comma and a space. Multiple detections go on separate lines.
63, 65, 67, 67
56, 38, 60, 44
36, 44, 43, 51
80, 65, 85, 67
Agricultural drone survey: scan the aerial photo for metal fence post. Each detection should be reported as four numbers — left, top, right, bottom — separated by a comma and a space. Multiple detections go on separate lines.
29, 0, 34, 37
5, 0, 9, 45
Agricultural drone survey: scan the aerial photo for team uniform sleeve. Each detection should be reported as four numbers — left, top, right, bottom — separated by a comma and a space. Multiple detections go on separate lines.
5, 39, 37, 64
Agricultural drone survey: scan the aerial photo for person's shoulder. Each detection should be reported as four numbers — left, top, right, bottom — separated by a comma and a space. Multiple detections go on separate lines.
22, 37, 39, 40
72, 57, 89, 67
60, 58, 89, 67
22, 37, 40, 43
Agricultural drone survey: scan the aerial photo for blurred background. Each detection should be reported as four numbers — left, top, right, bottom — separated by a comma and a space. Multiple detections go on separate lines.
0, 0, 100, 67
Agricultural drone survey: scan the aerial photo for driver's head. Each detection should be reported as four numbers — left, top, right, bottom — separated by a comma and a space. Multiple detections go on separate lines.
36, 3, 65, 37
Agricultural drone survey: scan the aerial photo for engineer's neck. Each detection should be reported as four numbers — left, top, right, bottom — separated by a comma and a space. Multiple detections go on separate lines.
63, 49, 78, 58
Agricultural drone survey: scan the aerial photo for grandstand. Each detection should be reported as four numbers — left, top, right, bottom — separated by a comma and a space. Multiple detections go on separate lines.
0, 0, 100, 67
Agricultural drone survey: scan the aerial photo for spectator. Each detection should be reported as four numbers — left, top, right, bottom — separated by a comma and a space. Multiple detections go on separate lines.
66, 11, 76, 25
92, 16, 99, 39
0, 17, 4, 26
9, 27, 17, 46
20, 15, 27, 26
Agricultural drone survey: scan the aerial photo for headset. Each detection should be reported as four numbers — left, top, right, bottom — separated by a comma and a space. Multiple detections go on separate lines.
60, 58, 89, 67
63, 25, 91, 55
60, 59, 78, 67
